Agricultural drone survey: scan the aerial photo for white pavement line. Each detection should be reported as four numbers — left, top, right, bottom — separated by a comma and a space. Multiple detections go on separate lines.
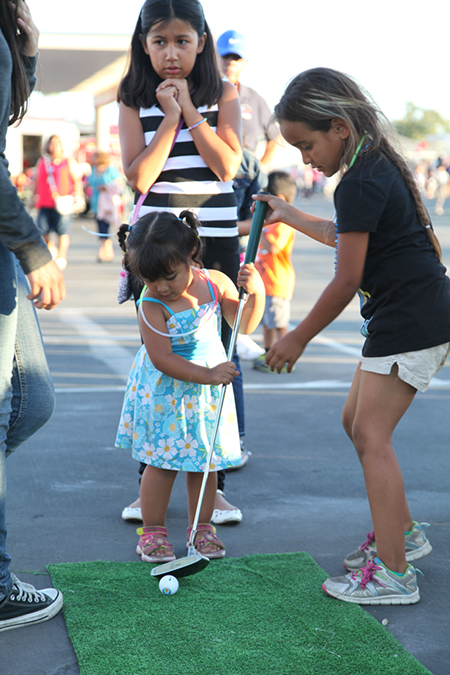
311, 334, 362, 357
55, 386, 126, 394
52, 314, 450, 393
244, 380, 352, 390
54, 377, 450, 394
244, 378, 450, 390
57, 309, 134, 381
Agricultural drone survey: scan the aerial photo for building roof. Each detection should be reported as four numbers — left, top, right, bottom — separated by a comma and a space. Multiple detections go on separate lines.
36, 34, 130, 104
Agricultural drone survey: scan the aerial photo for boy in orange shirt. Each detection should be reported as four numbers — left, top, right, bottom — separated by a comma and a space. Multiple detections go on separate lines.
253, 171, 297, 372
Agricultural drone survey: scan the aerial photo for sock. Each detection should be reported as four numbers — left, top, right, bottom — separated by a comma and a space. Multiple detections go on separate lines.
375, 557, 408, 577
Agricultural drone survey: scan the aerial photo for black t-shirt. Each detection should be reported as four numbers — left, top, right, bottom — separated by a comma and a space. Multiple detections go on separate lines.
334, 152, 450, 357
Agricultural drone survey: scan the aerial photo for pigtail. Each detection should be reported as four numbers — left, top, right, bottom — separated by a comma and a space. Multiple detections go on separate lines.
117, 222, 130, 253
179, 210, 204, 267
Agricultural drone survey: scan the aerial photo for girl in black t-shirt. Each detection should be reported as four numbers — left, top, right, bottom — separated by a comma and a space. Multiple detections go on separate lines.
254, 67, 450, 606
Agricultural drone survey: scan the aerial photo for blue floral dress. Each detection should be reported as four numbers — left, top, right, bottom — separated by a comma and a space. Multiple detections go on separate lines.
115, 271, 241, 472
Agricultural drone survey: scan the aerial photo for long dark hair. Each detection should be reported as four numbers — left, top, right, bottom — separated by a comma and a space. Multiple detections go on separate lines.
0, 0, 31, 125
118, 0, 223, 110
275, 67, 442, 259
117, 210, 204, 282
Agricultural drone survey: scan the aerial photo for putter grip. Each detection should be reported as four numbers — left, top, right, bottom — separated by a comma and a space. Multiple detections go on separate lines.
244, 197, 268, 265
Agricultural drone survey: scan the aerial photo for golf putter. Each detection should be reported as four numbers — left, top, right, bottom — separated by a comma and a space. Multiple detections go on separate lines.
151, 197, 268, 579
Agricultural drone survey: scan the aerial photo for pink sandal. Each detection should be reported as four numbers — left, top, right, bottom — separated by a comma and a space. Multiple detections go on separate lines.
136, 526, 176, 563
187, 523, 226, 559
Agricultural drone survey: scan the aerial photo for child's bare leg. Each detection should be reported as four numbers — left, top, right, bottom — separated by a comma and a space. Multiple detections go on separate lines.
43, 234, 58, 258
57, 233, 70, 261
263, 325, 275, 350
186, 471, 217, 524
140, 465, 177, 527
187, 472, 222, 554
275, 326, 289, 342
342, 364, 415, 532
346, 364, 416, 573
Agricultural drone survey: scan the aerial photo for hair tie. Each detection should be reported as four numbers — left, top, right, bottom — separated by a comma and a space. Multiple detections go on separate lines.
128, 224, 133, 231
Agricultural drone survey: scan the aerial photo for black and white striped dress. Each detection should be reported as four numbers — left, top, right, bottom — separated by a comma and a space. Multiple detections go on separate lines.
137, 103, 238, 237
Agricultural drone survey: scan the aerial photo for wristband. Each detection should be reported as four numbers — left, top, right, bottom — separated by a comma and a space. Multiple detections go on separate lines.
187, 117, 207, 132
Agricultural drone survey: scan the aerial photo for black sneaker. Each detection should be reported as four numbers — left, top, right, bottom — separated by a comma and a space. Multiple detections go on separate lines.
0, 574, 63, 632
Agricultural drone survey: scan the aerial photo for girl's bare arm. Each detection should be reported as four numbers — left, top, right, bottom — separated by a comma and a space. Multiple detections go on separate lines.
139, 301, 236, 385
253, 192, 335, 246
176, 81, 243, 182
266, 231, 369, 372
209, 267, 265, 336
119, 102, 181, 194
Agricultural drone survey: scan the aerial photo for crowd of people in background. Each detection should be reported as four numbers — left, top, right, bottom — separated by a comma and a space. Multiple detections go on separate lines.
12, 151, 450, 234
414, 156, 450, 215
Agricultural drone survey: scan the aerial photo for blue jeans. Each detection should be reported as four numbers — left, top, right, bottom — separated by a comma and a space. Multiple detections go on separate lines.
0, 244, 55, 601
37, 208, 72, 236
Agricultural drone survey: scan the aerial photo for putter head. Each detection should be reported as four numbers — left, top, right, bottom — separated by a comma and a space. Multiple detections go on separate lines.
150, 548, 209, 579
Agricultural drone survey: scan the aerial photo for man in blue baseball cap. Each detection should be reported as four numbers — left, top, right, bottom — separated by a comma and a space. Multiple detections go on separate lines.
216, 29, 280, 173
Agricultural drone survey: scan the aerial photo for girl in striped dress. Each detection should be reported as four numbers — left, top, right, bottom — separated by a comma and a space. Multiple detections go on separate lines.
117, 0, 244, 523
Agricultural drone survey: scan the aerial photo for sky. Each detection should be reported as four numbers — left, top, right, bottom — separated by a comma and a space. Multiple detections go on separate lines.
30, 0, 449, 126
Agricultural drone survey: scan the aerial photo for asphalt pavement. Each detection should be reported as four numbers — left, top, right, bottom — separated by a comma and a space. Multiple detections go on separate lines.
1, 194, 449, 675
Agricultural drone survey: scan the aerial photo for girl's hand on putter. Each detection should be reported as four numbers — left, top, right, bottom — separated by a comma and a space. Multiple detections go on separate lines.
209, 361, 238, 385
252, 192, 294, 227
266, 330, 305, 373
237, 263, 263, 296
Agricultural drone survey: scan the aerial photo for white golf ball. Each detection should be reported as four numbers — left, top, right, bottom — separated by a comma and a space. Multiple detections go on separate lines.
159, 575, 179, 595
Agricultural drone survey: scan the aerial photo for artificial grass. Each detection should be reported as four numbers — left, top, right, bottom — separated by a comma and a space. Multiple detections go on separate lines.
48, 552, 431, 675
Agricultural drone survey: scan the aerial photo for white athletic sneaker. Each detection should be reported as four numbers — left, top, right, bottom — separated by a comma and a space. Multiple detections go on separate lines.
236, 334, 265, 360
343, 522, 432, 571
323, 558, 421, 605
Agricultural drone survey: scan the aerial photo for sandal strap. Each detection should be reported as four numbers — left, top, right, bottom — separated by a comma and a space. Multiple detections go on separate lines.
137, 526, 174, 556
187, 523, 225, 553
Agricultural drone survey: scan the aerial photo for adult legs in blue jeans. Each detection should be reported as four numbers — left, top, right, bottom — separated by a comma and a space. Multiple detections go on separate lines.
0, 246, 55, 601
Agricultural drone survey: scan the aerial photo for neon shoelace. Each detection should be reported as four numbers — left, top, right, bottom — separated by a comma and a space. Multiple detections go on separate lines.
360, 530, 376, 551
351, 559, 383, 589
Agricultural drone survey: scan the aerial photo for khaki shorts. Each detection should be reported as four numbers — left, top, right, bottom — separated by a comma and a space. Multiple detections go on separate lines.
360, 342, 450, 392
262, 295, 290, 330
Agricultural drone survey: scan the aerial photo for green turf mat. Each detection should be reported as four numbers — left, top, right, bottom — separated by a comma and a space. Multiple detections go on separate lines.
48, 552, 431, 675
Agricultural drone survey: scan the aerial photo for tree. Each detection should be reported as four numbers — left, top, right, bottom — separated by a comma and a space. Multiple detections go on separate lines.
393, 103, 450, 139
